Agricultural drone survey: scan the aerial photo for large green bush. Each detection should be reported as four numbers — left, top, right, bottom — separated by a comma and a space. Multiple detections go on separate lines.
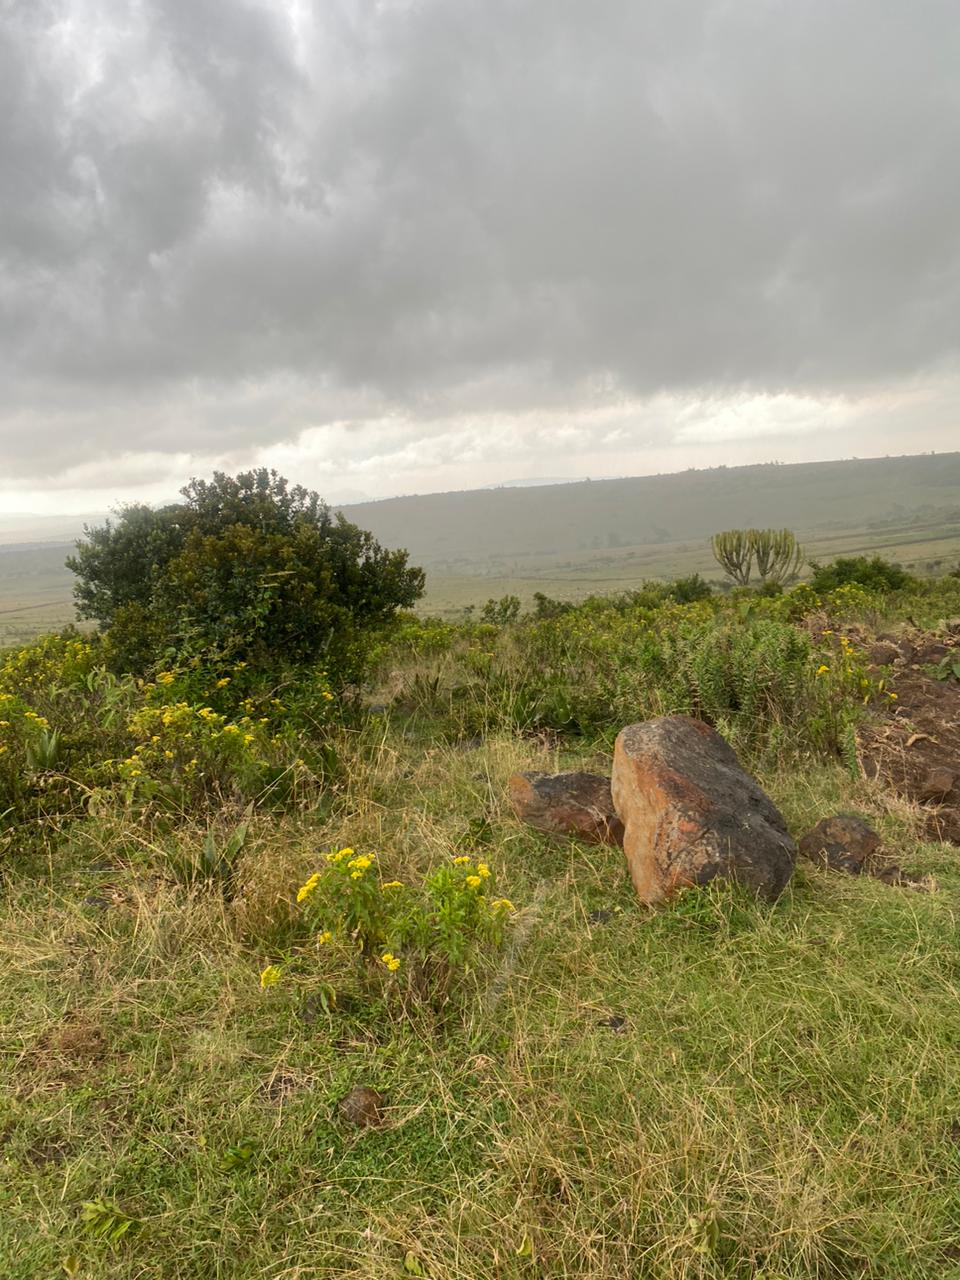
809, 554, 915, 594
68, 469, 425, 682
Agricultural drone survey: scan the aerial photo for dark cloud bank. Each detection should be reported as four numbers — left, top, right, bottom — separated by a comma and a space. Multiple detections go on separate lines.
1, 0, 958, 493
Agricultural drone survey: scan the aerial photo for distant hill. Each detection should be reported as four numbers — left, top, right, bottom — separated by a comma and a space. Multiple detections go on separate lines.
340, 452, 960, 568
2, 451, 960, 636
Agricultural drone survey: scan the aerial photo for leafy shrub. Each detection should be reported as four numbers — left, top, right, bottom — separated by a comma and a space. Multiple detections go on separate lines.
0, 632, 340, 831
668, 573, 713, 603
267, 848, 518, 1010
809, 555, 915, 594
480, 595, 522, 625
379, 596, 875, 764
68, 469, 425, 684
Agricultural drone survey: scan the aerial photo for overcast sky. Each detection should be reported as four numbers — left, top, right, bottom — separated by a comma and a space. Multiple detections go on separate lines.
2, 0, 958, 515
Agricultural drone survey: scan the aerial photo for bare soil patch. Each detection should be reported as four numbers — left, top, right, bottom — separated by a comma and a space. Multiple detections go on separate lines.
856, 633, 960, 843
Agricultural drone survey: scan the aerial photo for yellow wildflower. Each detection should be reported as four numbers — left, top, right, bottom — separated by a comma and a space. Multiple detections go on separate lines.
164, 750, 174, 759
317, 930, 333, 945
326, 846, 353, 863
297, 873, 321, 903
452, 856, 471, 865
491, 898, 516, 913
382, 880, 403, 890
222, 724, 240, 735
465, 875, 482, 889
350, 870, 364, 880
816, 665, 829, 676
216, 677, 231, 688
380, 952, 401, 972
259, 965, 282, 989
243, 734, 255, 745
888, 692, 898, 700
347, 854, 373, 871
156, 671, 175, 685
198, 707, 217, 720
477, 862, 491, 878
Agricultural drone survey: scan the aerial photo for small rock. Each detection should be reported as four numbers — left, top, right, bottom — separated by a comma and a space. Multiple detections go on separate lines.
868, 641, 900, 666
338, 1085, 385, 1128
798, 814, 881, 875
915, 640, 950, 664
259, 1071, 302, 1104
588, 908, 613, 924
509, 771, 624, 846
871, 863, 904, 886
918, 767, 956, 802
611, 716, 795, 904
597, 1015, 627, 1032
871, 864, 938, 892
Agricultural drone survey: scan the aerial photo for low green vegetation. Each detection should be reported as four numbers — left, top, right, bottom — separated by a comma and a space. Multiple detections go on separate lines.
3, 487, 960, 1278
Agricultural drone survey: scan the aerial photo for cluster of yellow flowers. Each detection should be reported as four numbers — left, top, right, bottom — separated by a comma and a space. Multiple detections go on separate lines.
263, 844, 521, 992
454, 855, 491, 889
299, 849, 378, 899
0, 635, 95, 691
297, 872, 322, 903
348, 854, 373, 880
817, 629, 897, 704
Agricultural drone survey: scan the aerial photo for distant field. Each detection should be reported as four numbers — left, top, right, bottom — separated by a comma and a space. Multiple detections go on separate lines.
4, 452, 960, 632
0, 542, 78, 646
4, 517, 960, 635
422, 517, 960, 614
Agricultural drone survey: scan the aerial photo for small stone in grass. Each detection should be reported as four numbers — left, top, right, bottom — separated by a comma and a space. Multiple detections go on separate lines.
338, 1085, 385, 1128
918, 767, 956, 802
597, 1015, 627, 1033
588, 909, 613, 924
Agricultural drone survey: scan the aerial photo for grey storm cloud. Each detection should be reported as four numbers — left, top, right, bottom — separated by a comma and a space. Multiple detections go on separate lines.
1, 0, 959, 482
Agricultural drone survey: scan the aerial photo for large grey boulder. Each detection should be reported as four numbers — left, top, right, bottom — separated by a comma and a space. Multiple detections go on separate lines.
611, 716, 795, 904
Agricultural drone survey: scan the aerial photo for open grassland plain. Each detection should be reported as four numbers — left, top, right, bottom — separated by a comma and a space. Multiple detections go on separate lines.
0, 543, 78, 647
3, 571, 960, 1278
5, 452, 960, 627
421, 517, 960, 615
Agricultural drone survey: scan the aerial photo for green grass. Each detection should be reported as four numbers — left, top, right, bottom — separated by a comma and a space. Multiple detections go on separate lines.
4, 721, 960, 1278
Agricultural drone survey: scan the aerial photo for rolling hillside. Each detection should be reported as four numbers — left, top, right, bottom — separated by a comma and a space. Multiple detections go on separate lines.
342, 452, 960, 568
2, 452, 960, 635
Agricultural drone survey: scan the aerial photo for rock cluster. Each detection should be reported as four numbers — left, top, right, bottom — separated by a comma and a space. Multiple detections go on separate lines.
510, 714, 796, 904
509, 713, 930, 904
